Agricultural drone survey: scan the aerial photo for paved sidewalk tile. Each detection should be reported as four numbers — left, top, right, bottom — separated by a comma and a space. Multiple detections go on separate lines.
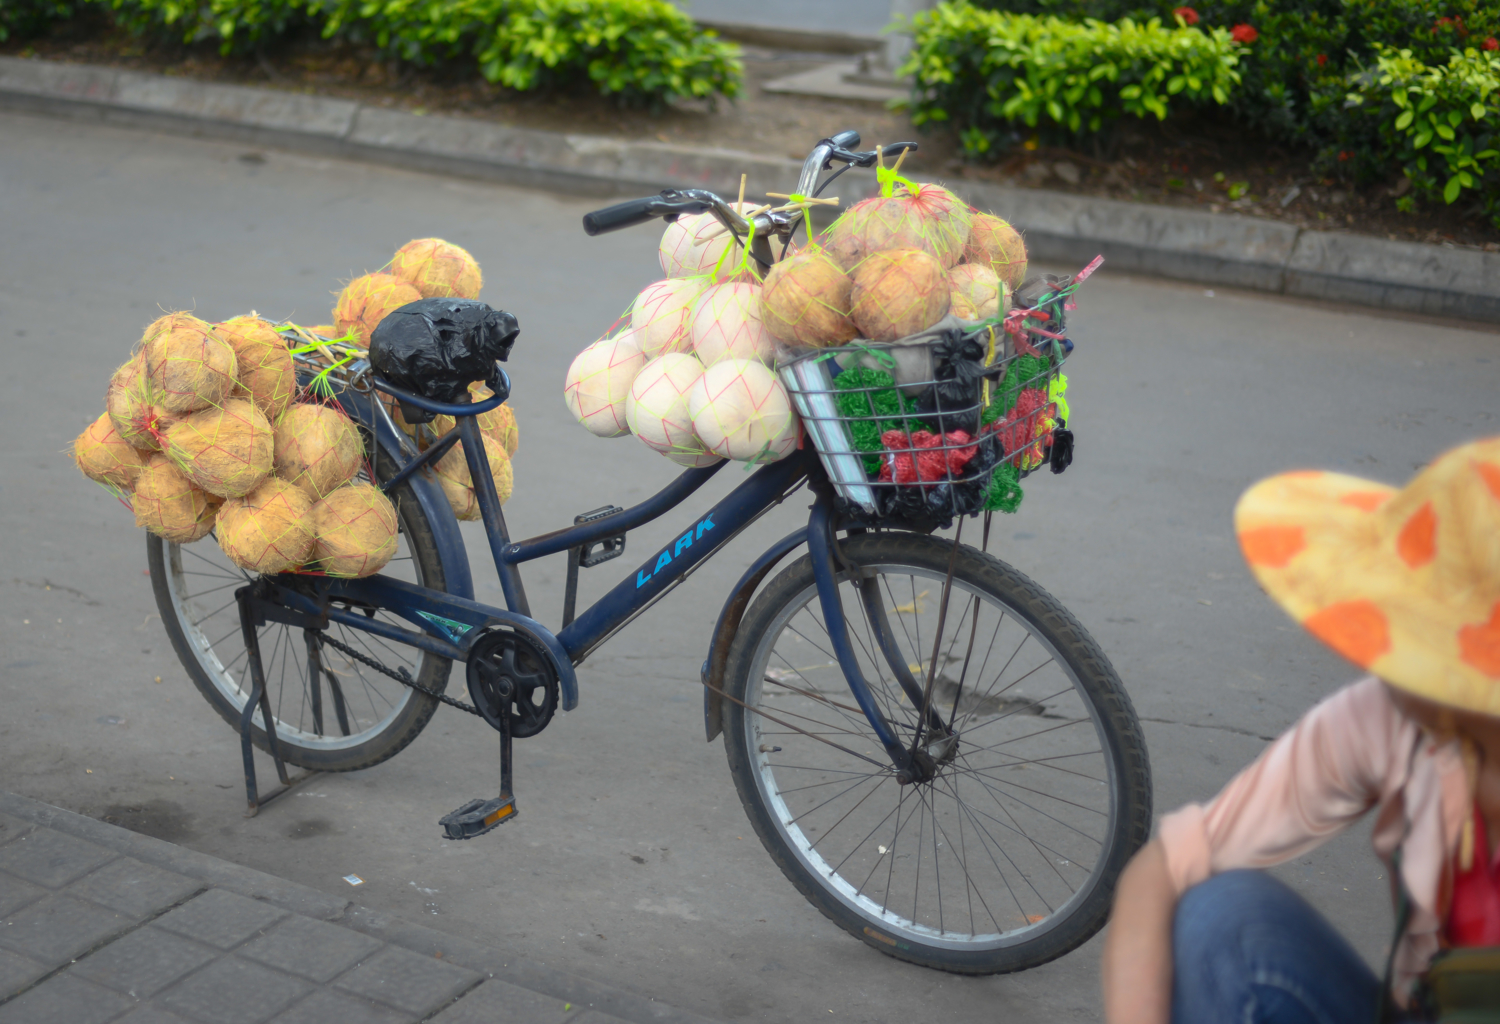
156, 955, 311, 1024
154, 889, 286, 949
429, 977, 582, 1023
0, 870, 46, 917
0, 947, 49, 999
0, 894, 137, 963
0, 830, 114, 888
115, 1009, 196, 1024
68, 858, 202, 918
333, 945, 480, 1016
573, 1013, 635, 1024
70, 925, 217, 998
270, 988, 415, 1024
0, 973, 135, 1024
238, 914, 382, 983
0, 813, 32, 846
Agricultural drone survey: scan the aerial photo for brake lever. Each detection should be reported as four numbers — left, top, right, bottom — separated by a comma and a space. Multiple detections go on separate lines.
826, 141, 921, 169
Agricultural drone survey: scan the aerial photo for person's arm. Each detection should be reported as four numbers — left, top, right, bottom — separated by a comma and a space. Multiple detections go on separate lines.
1102, 840, 1176, 1024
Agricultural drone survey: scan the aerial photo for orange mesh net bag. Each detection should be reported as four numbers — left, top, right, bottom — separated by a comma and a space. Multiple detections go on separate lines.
73, 412, 149, 492
334, 273, 422, 346
434, 433, 513, 521
164, 398, 275, 498
133, 455, 219, 543
563, 329, 646, 438
311, 482, 398, 578
390, 238, 482, 299
626, 353, 721, 468
760, 249, 857, 348
688, 280, 775, 366
630, 278, 708, 358
432, 382, 520, 456
687, 358, 799, 464
142, 313, 239, 415
965, 214, 1028, 292
823, 181, 972, 272
850, 248, 952, 342
273, 402, 363, 499
215, 315, 296, 420
216, 478, 315, 574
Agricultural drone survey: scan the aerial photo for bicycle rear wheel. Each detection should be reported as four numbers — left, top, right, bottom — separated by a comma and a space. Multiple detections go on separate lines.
150, 450, 452, 772
722, 532, 1151, 974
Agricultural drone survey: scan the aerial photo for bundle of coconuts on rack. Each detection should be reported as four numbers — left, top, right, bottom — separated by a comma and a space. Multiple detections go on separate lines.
71, 237, 521, 573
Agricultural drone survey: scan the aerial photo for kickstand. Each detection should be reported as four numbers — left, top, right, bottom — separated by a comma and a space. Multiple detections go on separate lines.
439, 689, 517, 840
236, 588, 318, 818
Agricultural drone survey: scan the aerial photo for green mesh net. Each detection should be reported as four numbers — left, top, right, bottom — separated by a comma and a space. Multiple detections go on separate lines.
983, 461, 1024, 513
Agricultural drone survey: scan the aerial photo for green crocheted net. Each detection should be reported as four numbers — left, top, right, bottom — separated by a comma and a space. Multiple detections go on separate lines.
833, 366, 923, 474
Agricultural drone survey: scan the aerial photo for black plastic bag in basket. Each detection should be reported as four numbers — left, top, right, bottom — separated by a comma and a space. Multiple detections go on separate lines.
369, 299, 519, 414
911, 331, 988, 436
878, 429, 1003, 523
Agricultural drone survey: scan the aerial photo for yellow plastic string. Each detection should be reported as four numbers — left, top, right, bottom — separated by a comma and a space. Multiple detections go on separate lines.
1048, 373, 1070, 422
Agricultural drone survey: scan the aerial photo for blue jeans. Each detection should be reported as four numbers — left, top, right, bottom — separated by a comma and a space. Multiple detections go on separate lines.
1172, 870, 1382, 1024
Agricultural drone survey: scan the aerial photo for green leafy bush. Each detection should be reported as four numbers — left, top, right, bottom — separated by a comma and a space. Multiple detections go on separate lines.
1, 0, 79, 42
902, 2, 1243, 156
97, 0, 310, 49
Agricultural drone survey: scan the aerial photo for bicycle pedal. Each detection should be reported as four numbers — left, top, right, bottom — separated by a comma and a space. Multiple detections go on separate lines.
439, 796, 517, 840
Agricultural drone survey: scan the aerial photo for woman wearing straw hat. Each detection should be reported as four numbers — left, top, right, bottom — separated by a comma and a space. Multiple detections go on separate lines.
1102, 438, 1500, 1023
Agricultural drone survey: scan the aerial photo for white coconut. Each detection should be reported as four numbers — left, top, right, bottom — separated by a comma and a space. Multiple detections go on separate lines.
625, 354, 721, 468
947, 263, 1004, 320
688, 281, 774, 367
687, 358, 799, 463
630, 278, 707, 358
563, 329, 646, 438
658, 208, 767, 278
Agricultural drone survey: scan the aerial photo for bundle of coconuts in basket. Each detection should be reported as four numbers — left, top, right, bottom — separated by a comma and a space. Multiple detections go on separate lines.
71, 237, 521, 574
560, 158, 1052, 519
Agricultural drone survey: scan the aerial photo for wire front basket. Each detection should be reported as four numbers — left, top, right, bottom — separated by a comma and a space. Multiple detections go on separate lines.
778, 325, 1069, 524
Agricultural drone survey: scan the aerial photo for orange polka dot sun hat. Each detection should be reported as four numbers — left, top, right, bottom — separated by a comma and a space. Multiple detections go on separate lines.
1235, 437, 1500, 715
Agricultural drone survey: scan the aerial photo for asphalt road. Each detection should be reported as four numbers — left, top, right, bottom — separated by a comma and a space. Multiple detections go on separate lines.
2, 110, 1498, 1023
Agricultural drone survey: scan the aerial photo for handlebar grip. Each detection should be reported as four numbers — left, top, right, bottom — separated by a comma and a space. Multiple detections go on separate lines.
582, 196, 662, 236
829, 129, 861, 148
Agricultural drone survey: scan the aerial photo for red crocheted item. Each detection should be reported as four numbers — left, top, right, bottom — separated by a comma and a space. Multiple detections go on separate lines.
877, 429, 979, 484
987, 388, 1055, 465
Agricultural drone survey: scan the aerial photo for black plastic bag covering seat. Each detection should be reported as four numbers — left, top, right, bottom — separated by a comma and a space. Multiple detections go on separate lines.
369, 299, 519, 422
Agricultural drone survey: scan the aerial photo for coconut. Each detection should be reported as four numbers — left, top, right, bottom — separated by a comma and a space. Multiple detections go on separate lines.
563, 330, 646, 438
431, 382, 519, 456
687, 358, 799, 463
688, 281, 774, 367
825, 184, 973, 270
164, 398, 275, 498
850, 248, 951, 342
626, 353, 720, 468
947, 263, 1004, 320
273, 403, 363, 499
966, 214, 1028, 291
434, 433, 513, 521
491, 401, 519, 456
216, 478, 315, 574
311, 482, 399, 578
949, 293, 979, 321
133, 455, 218, 543
142, 313, 238, 414
760, 250, 857, 347
334, 273, 422, 346
215, 315, 296, 420
73, 412, 148, 491
658, 207, 767, 279
106, 352, 163, 450
630, 278, 707, 358
390, 238, 482, 299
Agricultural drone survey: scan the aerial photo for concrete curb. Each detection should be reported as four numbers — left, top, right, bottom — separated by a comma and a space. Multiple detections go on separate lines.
3, 55, 1496, 324
0, 790, 720, 1024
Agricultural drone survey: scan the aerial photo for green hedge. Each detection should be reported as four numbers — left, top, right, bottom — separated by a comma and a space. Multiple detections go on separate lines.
902, 3, 1243, 154
1, 0, 78, 42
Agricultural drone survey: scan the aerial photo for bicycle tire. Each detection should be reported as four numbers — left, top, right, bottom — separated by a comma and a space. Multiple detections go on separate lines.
721, 531, 1151, 974
150, 447, 452, 773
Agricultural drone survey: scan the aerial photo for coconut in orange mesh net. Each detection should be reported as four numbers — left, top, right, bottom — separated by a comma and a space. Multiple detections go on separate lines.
850, 248, 951, 342
823, 182, 972, 272
107, 351, 181, 452
334, 273, 422, 346
760, 249, 857, 348
311, 482, 398, 578
434, 433, 513, 521
216, 478, 315, 574
947, 263, 1006, 321
164, 398, 275, 499
215, 315, 296, 420
965, 214, 1028, 292
688, 279, 775, 367
687, 358, 798, 464
73, 412, 148, 492
273, 402, 363, 499
390, 238, 482, 299
133, 455, 219, 543
564, 329, 646, 438
432, 382, 519, 456
626, 353, 721, 468
143, 313, 239, 415
630, 278, 707, 358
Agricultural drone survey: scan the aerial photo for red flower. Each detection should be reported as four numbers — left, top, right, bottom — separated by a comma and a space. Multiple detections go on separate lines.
1338, 150, 1353, 161
1172, 6, 1199, 25
1485, 37, 1499, 50
1230, 23, 1258, 43
1316, 53, 1328, 66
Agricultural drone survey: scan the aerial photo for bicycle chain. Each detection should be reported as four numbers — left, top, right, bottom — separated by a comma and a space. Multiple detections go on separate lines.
316, 633, 482, 718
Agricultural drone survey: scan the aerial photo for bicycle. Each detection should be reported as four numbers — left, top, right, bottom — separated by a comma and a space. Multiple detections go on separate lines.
150, 129, 1152, 976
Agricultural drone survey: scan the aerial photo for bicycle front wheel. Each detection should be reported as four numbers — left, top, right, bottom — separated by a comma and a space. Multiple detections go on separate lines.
722, 532, 1151, 974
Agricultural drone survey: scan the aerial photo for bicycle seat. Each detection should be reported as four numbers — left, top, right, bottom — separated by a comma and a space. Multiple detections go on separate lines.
369, 298, 519, 418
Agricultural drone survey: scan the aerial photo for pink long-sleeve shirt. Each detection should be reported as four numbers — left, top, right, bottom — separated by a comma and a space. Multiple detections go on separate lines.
1157, 676, 1469, 1002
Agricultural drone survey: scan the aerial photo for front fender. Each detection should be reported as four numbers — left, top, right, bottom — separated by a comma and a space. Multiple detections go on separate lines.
701, 528, 808, 743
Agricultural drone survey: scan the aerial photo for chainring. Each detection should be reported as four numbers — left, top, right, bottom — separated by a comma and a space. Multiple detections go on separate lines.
465, 629, 559, 739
